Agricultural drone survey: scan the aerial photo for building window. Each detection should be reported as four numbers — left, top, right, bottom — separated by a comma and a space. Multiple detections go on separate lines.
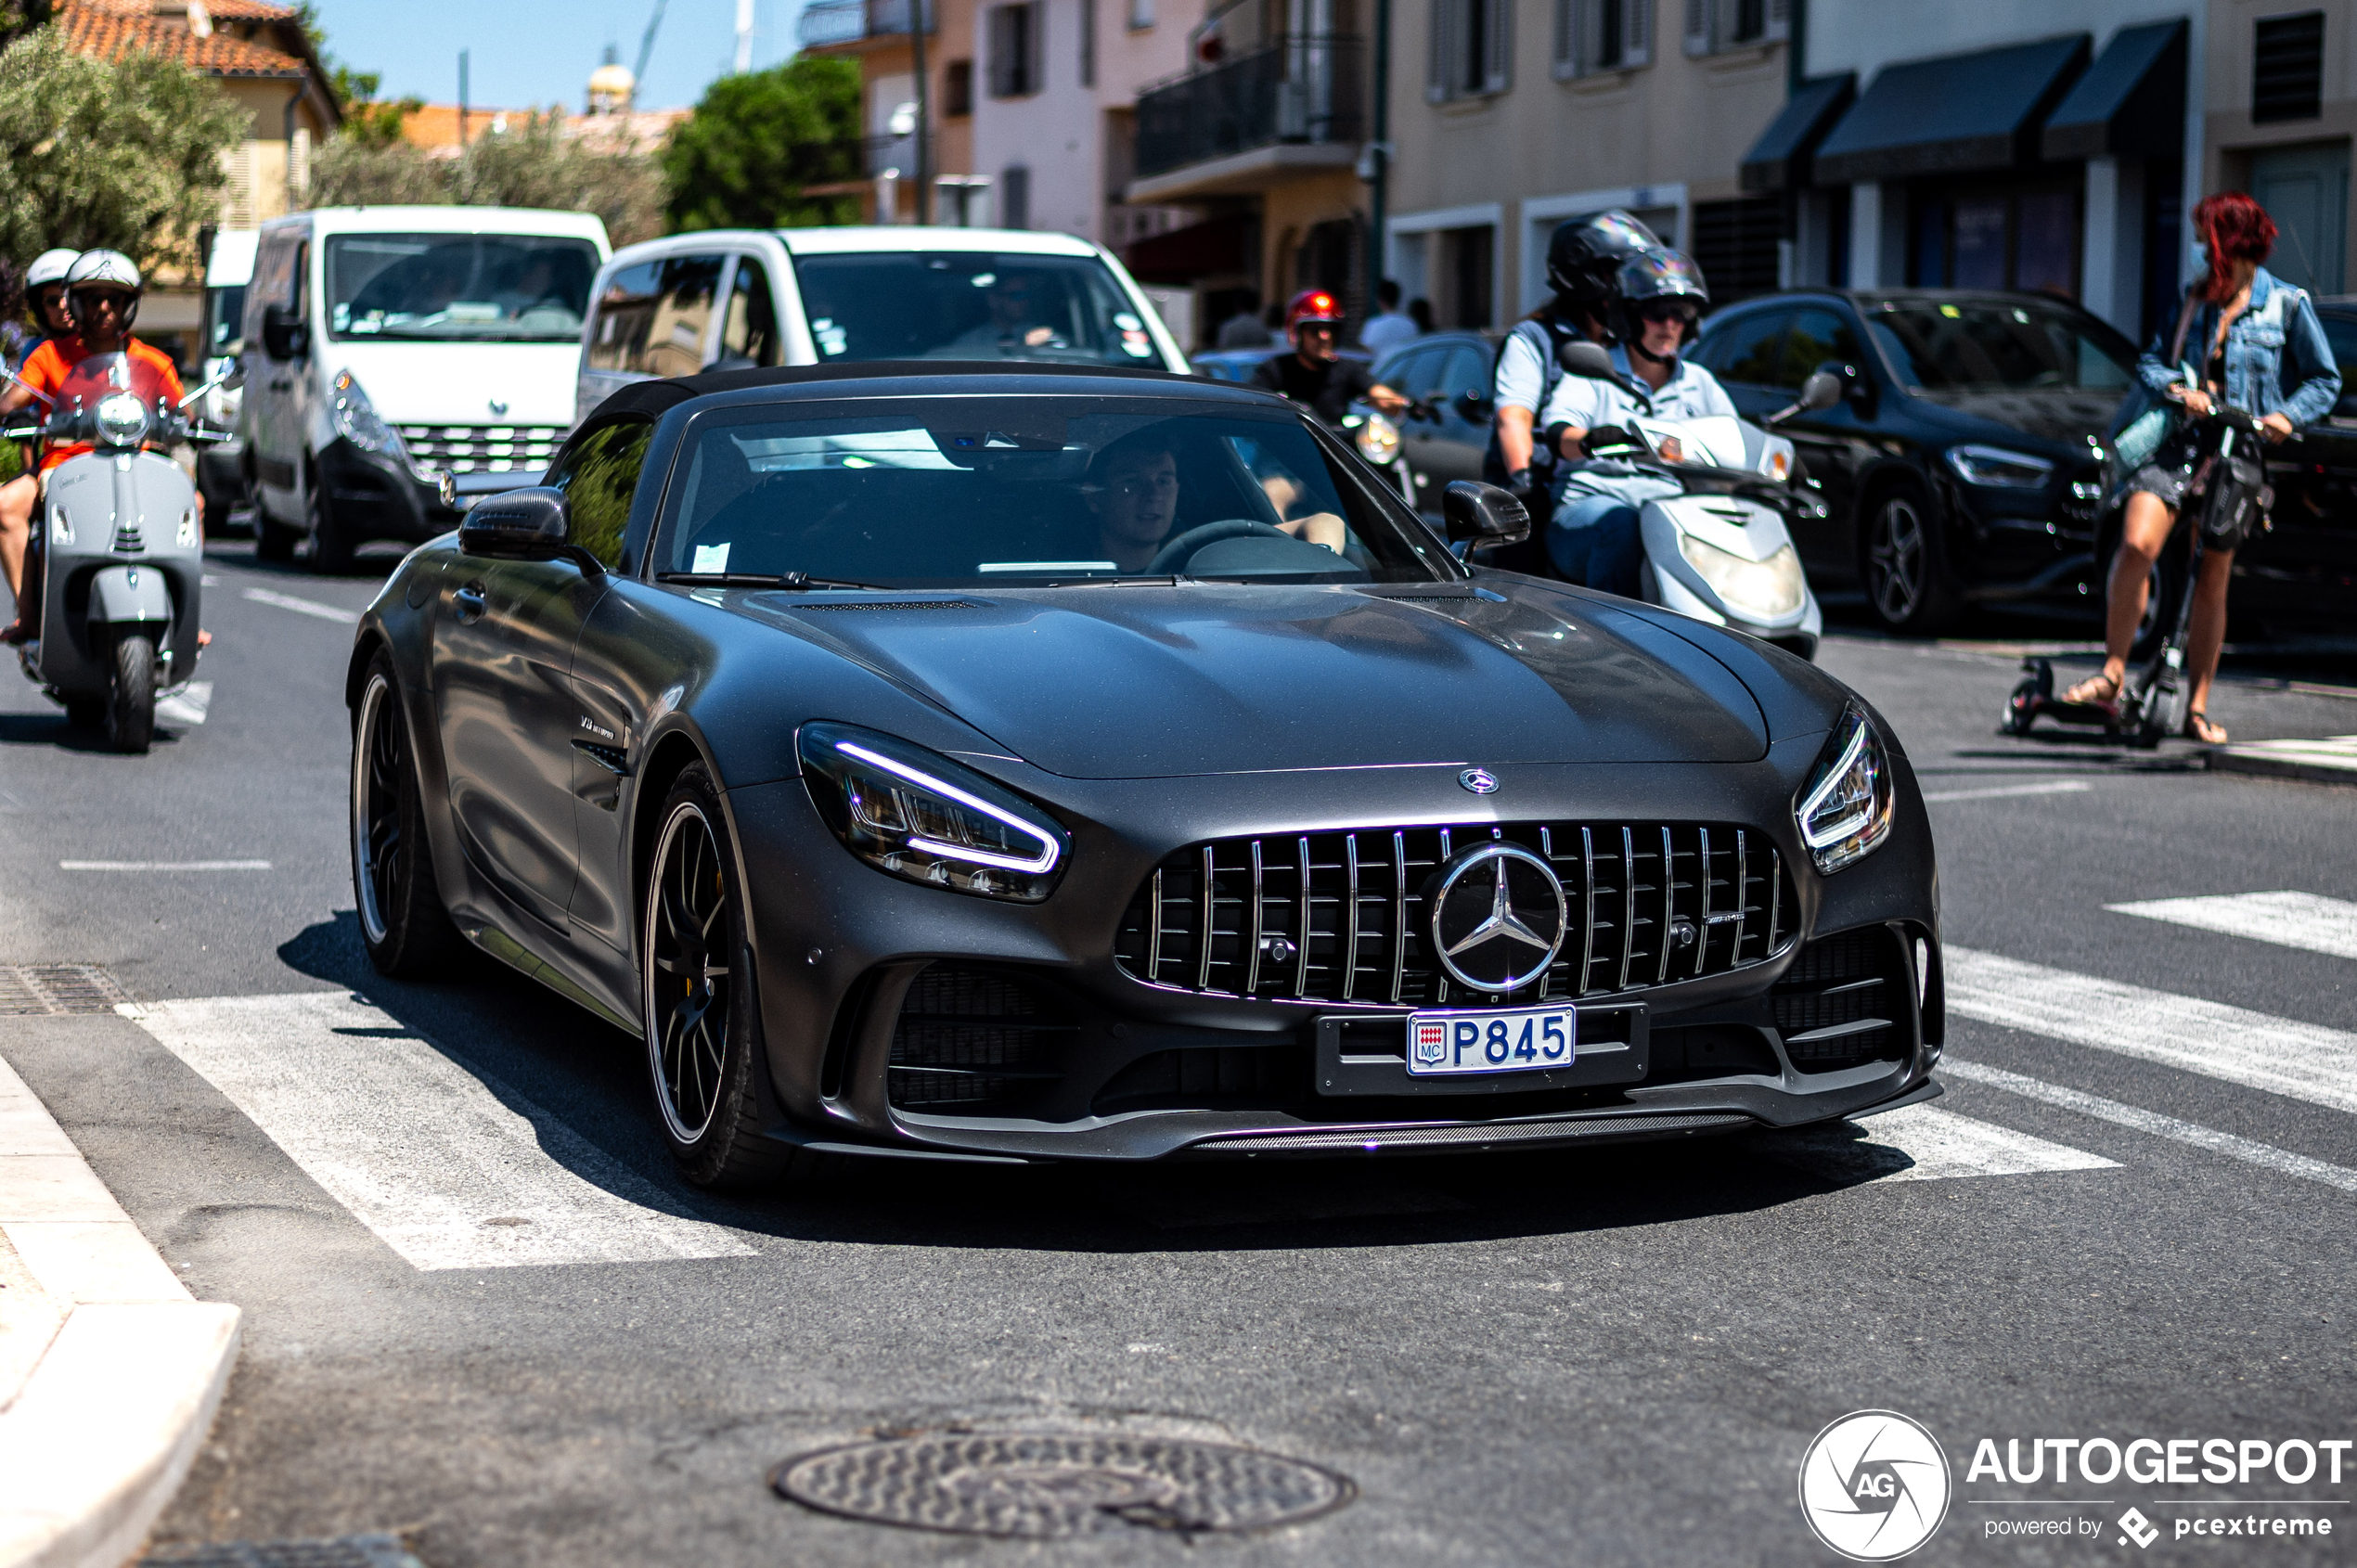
1080, 0, 1097, 87
1439, 224, 1493, 327
1128, 0, 1153, 28
943, 59, 973, 116
1554, 0, 1652, 79
1682, 0, 1785, 57
1429, 0, 1511, 101
1690, 196, 1782, 304
1909, 186, 2080, 298
2254, 11, 2324, 124
1000, 164, 1031, 228
987, 2, 1043, 97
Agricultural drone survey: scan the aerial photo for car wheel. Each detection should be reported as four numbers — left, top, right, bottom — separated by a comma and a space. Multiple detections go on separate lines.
1861, 482, 1960, 635
351, 650, 465, 976
641, 765, 798, 1189
307, 471, 355, 574
254, 501, 301, 562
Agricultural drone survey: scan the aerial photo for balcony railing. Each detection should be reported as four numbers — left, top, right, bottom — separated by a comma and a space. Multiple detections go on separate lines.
1135, 34, 1364, 180
797, 0, 932, 48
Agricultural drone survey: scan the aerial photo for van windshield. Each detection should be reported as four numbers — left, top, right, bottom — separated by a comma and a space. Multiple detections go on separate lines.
327, 234, 601, 342
791, 251, 1164, 366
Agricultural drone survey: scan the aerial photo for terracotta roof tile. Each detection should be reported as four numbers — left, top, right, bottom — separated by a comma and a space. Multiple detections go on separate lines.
57, 1, 306, 75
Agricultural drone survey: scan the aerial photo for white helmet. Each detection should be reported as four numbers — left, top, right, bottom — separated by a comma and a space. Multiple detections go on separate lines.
25, 248, 78, 291
65, 249, 141, 328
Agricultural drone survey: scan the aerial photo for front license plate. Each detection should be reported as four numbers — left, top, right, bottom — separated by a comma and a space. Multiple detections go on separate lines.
1406, 1005, 1576, 1077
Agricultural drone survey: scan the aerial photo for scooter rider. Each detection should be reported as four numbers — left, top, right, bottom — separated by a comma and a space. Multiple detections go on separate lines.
1250, 289, 1410, 425
0, 249, 84, 637
1533, 247, 1734, 597
1487, 210, 1659, 504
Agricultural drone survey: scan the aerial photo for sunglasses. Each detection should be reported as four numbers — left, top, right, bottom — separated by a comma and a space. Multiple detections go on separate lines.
1638, 301, 1699, 325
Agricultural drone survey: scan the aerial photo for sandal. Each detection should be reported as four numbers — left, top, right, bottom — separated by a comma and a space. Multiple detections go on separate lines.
2185, 711, 2228, 744
2060, 668, 2124, 707
0, 619, 22, 646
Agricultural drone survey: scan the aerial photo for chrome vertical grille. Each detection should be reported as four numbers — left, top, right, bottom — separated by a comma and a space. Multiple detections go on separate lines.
1113, 821, 1798, 1008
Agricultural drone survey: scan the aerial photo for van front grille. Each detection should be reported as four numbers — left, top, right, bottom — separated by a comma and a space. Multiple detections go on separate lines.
397, 424, 563, 477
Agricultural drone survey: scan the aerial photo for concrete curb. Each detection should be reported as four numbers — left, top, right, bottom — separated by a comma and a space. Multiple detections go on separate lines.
2208, 734, 2357, 787
0, 1055, 241, 1568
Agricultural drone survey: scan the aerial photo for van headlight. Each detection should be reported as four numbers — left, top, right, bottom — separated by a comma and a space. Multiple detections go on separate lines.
1795, 705, 1896, 874
799, 723, 1069, 902
1677, 533, 1806, 619
329, 370, 407, 461
1353, 411, 1401, 465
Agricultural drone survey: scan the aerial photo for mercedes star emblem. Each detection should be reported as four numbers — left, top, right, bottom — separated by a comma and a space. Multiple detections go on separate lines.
1428, 843, 1567, 993
1458, 767, 1500, 795
489, 398, 510, 417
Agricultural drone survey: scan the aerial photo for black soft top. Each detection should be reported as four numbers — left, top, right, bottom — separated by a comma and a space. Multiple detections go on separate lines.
584, 360, 1217, 427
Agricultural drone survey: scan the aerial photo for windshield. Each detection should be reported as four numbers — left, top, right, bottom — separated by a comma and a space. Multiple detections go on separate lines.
791, 251, 1162, 366
1863, 297, 2136, 393
655, 398, 1450, 587
327, 233, 601, 342
206, 285, 245, 359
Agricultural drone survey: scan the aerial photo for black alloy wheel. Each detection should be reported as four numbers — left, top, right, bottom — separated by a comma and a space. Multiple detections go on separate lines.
350, 650, 463, 975
1861, 481, 1960, 635
641, 765, 793, 1189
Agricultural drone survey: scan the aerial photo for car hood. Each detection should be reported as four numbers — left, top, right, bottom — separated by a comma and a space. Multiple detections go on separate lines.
1909, 387, 2118, 449
739, 582, 1769, 778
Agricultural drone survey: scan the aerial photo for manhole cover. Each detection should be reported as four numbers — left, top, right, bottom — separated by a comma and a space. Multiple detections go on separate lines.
0, 964, 132, 1016
772, 1431, 1354, 1538
141, 1536, 425, 1568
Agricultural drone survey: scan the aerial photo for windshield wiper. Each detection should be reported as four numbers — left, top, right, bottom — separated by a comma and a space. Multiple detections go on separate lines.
655, 571, 885, 590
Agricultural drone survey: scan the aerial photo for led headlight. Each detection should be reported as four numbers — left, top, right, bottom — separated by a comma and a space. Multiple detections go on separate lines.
329, 369, 408, 461
1795, 705, 1896, 874
1677, 533, 1806, 620
95, 392, 149, 448
799, 722, 1068, 902
1945, 444, 2053, 488
1353, 410, 1401, 466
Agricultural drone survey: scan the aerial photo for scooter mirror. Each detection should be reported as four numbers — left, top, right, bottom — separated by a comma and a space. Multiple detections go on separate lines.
1555, 341, 1617, 379
1797, 370, 1843, 412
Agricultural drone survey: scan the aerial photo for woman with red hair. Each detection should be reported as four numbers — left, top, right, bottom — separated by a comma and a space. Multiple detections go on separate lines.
2065, 191, 2340, 739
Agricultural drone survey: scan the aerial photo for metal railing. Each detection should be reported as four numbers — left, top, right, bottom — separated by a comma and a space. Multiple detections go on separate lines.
797, 0, 932, 48
1134, 34, 1364, 180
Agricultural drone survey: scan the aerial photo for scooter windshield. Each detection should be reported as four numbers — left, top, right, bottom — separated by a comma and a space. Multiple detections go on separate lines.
53, 353, 173, 447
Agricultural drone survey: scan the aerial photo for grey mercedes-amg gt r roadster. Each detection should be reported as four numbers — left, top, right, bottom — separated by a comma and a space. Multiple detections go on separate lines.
347, 363, 1942, 1188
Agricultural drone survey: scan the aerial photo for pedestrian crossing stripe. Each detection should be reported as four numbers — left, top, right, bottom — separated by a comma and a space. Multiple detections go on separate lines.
1754, 1103, 2118, 1184
2106, 890, 2357, 963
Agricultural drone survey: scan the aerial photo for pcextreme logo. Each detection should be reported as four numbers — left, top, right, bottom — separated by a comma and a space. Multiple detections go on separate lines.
1798, 1410, 1954, 1562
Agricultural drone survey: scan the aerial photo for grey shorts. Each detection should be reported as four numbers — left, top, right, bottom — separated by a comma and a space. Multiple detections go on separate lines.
2126, 430, 2200, 509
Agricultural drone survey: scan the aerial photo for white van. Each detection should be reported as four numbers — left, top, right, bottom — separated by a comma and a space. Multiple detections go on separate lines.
195, 228, 254, 522
242, 206, 611, 571
574, 226, 1189, 423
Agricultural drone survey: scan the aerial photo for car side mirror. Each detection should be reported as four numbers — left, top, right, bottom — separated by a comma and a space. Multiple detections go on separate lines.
459, 486, 604, 575
1556, 341, 1616, 379
1442, 481, 1530, 546
261, 304, 307, 361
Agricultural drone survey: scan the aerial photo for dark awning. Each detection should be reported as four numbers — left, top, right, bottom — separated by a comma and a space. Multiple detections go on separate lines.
1813, 33, 2091, 185
1739, 73, 1857, 194
2041, 19, 2187, 162
1125, 214, 1250, 283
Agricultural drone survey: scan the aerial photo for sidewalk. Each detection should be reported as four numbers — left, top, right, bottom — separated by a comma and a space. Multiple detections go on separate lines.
2209, 733, 2357, 786
0, 1053, 240, 1568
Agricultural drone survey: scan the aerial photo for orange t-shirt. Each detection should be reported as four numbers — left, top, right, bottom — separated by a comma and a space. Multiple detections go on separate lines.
22, 336, 185, 471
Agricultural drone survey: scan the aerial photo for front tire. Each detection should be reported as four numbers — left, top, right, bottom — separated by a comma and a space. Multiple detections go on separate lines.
1861, 481, 1961, 636
351, 651, 464, 975
106, 633, 155, 753
641, 765, 792, 1189
307, 472, 355, 574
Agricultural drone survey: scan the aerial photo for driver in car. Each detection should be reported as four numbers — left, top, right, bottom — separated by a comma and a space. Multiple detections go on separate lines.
953, 272, 1069, 354
1085, 433, 1346, 572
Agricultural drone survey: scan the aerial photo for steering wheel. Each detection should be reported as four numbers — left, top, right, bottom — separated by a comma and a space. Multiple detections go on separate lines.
1147, 519, 1295, 575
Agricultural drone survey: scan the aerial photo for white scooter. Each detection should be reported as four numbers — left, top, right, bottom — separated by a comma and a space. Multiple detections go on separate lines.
1553, 341, 1835, 661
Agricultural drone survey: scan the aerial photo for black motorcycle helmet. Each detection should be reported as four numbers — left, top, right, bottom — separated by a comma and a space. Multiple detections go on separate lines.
1609, 247, 1710, 360
1543, 210, 1662, 319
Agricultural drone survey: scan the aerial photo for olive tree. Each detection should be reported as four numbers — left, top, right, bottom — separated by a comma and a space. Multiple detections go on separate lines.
661, 57, 861, 232
311, 110, 666, 248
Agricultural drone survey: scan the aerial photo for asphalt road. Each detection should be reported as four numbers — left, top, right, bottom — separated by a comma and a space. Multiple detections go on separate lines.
4, 547, 2354, 1566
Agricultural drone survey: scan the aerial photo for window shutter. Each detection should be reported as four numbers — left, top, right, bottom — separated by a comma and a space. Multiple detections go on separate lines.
1553, 0, 1577, 78
1764, 0, 1789, 43
1624, 0, 1650, 65
1480, 0, 1510, 92
1027, 2, 1045, 94
288, 126, 311, 203
987, 7, 1012, 96
1682, 0, 1710, 55
1427, 0, 1452, 100
1080, 0, 1096, 86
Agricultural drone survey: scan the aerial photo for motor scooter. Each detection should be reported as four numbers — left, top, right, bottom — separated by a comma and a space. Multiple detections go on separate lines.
4, 352, 228, 752
1548, 341, 1839, 660
2003, 405, 2268, 749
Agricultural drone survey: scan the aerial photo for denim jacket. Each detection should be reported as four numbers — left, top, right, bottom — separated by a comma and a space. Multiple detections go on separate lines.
2137, 267, 2342, 430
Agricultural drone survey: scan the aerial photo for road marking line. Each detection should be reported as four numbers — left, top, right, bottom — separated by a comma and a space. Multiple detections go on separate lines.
1921, 779, 2093, 803
57, 860, 270, 871
155, 680, 212, 727
240, 586, 358, 624
1945, 945, 2357, 1116
1753, 1103, 2117, 1184
121, 991, 754, 1271
1942, 1059, 2357, 1194
2106, 890, 2357, 962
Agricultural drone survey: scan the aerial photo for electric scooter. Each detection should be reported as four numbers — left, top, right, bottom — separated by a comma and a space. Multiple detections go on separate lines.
2003, 405, 2268, 749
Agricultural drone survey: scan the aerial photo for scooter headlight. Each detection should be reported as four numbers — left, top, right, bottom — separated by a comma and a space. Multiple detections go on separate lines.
1795, 705, 1896, 874
1352, 411, 1402, 466
799, 722, 1069, 903
1677, 533, 1806, 620
95, 392, 149, 449
329, 370, 408, 461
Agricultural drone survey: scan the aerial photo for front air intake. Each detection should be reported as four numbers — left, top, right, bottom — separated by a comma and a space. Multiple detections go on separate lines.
885, 963, 1071, 1112
1769, 926, 1913, 1073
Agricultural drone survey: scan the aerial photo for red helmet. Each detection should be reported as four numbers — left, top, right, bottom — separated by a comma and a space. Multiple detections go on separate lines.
1285, 289, 1345, 334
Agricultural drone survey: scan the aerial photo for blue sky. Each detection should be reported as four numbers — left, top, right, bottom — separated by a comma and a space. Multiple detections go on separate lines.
310, 0, 811, 115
